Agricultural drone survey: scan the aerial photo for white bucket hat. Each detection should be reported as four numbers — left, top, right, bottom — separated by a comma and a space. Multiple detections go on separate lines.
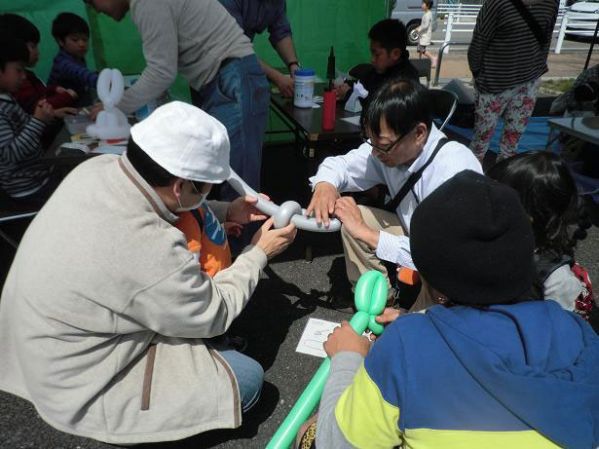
130, 101, 231, 183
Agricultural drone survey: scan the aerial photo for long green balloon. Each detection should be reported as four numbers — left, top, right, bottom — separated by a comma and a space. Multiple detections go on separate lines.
266, 270, 388, 449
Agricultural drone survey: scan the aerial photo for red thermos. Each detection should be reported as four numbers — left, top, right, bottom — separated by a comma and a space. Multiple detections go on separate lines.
322, 90, 336, 131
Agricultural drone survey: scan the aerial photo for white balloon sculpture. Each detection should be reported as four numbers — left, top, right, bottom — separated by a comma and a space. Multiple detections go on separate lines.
87, 68, 131, 140
228, 170, 341, 232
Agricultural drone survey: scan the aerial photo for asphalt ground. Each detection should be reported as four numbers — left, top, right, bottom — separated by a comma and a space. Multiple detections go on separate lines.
1, 48, 599, 448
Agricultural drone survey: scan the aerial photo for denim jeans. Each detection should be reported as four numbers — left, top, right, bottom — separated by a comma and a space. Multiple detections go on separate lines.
191, 54, 270, 201
217, 347, 264, 413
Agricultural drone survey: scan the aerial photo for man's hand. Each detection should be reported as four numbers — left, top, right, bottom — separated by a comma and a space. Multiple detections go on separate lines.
54, 107, 78, 119
33, 99, 55, 123
227, 194, 269, 225
375, 307, 403, 325
251, 218, 296, 259
334, 196, 379, 249
274, 72, 294, 98
306, 182, 339, 227
324, 321, 371, 358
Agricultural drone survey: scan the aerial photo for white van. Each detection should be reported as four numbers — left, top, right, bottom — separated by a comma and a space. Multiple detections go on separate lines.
390, 0, 438, 45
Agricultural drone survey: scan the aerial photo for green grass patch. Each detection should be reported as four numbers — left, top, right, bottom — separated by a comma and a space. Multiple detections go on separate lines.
541, 78, 575, 93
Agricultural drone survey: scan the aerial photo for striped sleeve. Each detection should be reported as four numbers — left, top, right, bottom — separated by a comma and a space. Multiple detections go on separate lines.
0, 113, 45, 166
468, 0, 498, 77
53, 54, 99, 89
469, 0, 559, 93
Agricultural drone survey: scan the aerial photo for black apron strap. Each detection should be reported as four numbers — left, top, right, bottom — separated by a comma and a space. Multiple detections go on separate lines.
384, 137, 448, 212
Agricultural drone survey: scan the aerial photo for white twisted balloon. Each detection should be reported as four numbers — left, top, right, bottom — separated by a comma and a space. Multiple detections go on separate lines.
86, 68, 131, 140
227, 170, 341, 232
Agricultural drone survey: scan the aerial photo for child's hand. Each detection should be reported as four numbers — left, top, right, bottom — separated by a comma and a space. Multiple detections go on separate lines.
334, 82, 351, 100
56, 87, 78, 99
90, 103, 103, 120
54, 107, 78, 119
324, 321, 371, 358
223, 221, 243, 238
375, 307, 403, 325
33, 99, 55, 123
227, 194, 269, 225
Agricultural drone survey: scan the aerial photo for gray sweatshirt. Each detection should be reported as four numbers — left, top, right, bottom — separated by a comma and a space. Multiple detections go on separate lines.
119, 0, 254, 113
316, 352, 364, 449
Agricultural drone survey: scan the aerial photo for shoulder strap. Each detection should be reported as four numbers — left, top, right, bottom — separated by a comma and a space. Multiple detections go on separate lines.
509, 0, 548, 47
384, 137, 448, 212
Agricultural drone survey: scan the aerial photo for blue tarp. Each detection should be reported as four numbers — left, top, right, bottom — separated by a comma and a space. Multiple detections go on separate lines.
445, 117, 599, 202
444, 116, 556, 153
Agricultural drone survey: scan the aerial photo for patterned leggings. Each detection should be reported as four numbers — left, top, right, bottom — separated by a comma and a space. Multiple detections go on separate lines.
470, 79, 539, 162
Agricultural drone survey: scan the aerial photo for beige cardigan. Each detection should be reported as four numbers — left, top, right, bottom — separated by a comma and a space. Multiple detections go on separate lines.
0, 154, 267, 444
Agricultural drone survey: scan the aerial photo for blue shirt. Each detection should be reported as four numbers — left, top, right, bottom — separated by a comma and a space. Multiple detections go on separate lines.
47, 49, 99, 103
218, 0, 291, 46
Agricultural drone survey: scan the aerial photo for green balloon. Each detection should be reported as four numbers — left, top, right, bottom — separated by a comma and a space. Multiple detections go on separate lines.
350, 310, 370, 331
266, 271, 389, 449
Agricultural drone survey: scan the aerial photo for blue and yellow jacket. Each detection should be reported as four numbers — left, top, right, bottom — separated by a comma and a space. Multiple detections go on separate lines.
334, 301, 599, 449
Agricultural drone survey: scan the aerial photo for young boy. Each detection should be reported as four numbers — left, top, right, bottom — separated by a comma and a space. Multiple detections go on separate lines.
315, 171, 599, 449
336, 19, 419, 100
417, 0, 437, 68
0, 37, 58, 203
0, 13, 77, 115
47, 12, 98, 105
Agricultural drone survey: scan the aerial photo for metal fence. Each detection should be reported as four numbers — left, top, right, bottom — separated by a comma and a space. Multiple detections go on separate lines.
435, 1, 587, 54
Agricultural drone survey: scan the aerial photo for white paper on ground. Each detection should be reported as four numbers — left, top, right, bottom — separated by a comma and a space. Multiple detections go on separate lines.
296, 318, 340, 358
340, 115, 361, 126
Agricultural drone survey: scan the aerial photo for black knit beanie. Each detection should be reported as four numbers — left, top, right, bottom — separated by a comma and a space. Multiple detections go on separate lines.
410, 170, 535, 305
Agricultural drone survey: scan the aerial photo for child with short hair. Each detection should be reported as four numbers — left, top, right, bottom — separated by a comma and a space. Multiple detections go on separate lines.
335, 18, 419, 100
416, 0, 437, 68
488, 151, 597, 328
0, 37, 59, 203
176, 204, 233, 277
47, 12, 98, 104
0, 13, 77, 114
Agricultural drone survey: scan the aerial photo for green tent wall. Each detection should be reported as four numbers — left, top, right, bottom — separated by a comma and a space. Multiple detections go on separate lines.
1, 0, 390, 140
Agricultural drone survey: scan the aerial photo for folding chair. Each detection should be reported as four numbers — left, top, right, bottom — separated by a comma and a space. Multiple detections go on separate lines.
411, 58, 432, 87
428, 88, 459, 131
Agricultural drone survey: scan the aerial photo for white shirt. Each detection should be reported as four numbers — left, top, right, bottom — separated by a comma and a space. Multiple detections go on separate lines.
544, 265, 585, 311
419, 10, 433, 46
309, 125, 482, 269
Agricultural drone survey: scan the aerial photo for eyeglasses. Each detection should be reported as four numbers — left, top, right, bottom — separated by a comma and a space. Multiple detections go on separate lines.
361, 129, 411, 154
189, 180, 204, 194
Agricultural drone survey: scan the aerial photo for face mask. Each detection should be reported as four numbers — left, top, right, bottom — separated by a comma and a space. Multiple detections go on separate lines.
175, 193, 206, 212
174, 182, 207, 212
